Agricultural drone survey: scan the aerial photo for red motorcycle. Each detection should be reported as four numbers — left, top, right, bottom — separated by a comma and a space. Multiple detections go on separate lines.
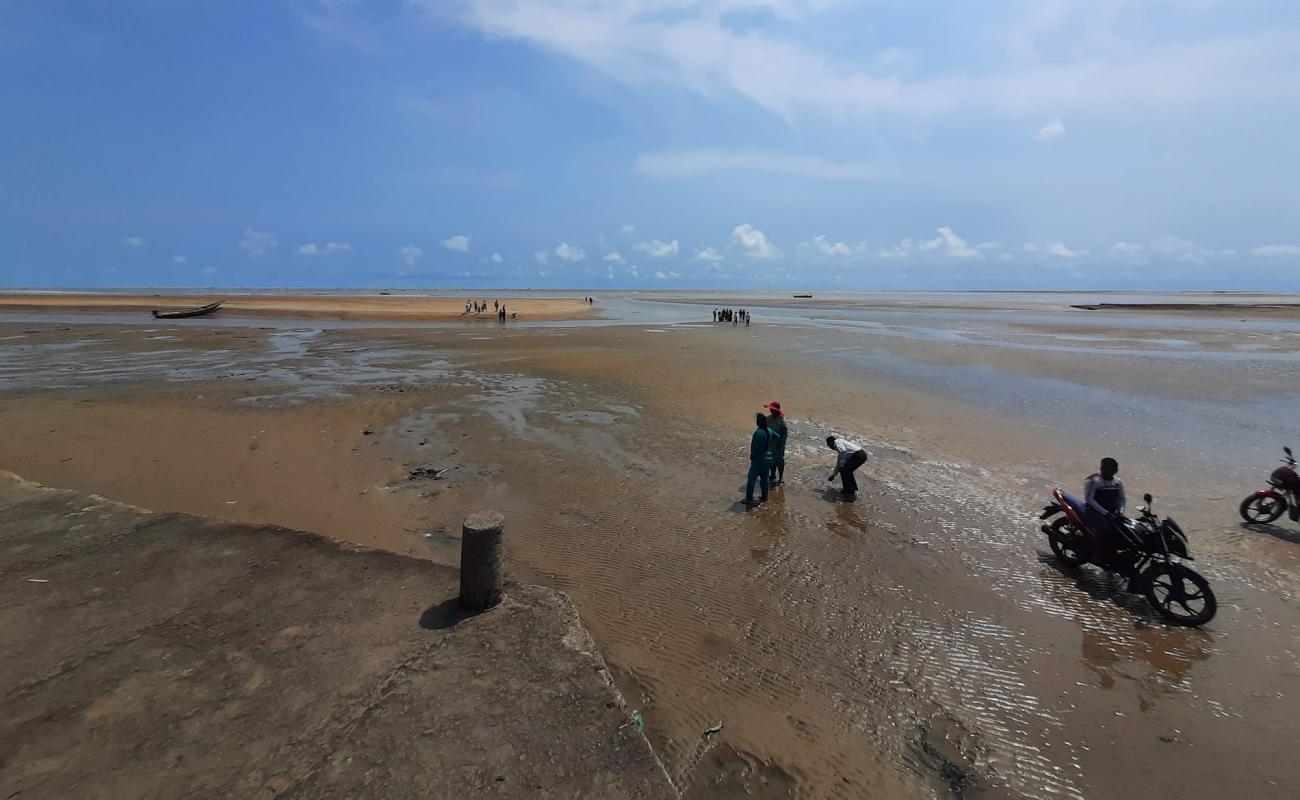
1040, 488, 1216, 626
1239, 446, 1299, 525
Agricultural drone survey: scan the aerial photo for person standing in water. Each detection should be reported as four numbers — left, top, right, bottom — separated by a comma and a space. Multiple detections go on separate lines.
826, 435, 867, 497
764, 402, 787, 485
744, 413, 776, 506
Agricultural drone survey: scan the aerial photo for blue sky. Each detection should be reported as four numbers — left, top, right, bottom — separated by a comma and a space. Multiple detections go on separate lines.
2, 0, 1299, 290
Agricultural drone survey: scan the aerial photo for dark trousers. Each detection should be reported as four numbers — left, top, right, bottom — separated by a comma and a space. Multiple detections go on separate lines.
838, 450, 867, 493
769, 448, 785, 483
746, 460, 770, 503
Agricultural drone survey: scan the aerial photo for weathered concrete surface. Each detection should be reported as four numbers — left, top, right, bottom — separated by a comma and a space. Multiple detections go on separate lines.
0, 472, 673, 799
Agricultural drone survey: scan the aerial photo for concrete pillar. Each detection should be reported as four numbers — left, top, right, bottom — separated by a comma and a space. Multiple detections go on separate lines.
459, 511, 504, 611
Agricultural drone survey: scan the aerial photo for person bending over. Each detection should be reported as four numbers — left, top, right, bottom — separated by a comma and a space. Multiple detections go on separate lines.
826, 435, 867, 497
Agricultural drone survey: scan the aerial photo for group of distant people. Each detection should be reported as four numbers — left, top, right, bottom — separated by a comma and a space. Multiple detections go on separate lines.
713, 307, 750, 327
744, 401, 867, 507
584, 296, 595, 305
465, 298, 516, 321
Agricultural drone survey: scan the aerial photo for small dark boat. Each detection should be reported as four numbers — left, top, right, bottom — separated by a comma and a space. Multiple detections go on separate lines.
152, 300, 225, 319
793, 294, 813, 298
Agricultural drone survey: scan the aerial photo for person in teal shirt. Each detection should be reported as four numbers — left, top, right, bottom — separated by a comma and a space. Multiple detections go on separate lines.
744, 412, 775, 506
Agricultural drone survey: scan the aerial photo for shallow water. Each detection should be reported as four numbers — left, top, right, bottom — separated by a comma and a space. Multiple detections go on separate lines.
2, 298, 1299, 798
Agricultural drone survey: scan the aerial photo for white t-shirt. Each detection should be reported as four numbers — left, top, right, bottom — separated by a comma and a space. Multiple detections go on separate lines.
833, 438, 865, 468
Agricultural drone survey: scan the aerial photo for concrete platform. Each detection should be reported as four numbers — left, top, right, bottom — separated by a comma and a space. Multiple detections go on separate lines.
0, 472, 673, 799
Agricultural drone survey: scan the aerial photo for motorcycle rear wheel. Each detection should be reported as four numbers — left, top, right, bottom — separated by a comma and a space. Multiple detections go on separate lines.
1239, 494, 1285, 524
1048, 517, 1089, 567
1144, 562, 1216, 626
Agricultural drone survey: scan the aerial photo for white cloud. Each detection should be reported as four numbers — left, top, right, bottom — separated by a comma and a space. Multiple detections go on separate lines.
441, 234, 471, 252
397, 244, 423, 266
1022, 243, 1041, 253
241, 229, 277, 256
975, 241, 1003, 251
920, 226, 980, 259
1251, 244, 1300, 257
998, 253, 1013, 261
1047, 242, 1085, 259
1149, 234, 1215, 264
693, 246, 724, 263
1036, 117, 1066, 142
172, 255, 187, 264
653, 270, 681, 280
878, 238, 914, 259
122, 236, 145, 248
490, 252, 503, 263
443, 3, 1300, 124
1109, 241, 1145, 263
1100, 235, 1233, 265
607, 265, 615, 279
806, 234, 852, 256
731, 224, 784, 259
638, 150, 884, 181
602, 251, 625, 263
628, 264, 639, 278
199, 265, 218, 278
553, 242, 586, 262
298, 241, 351, 256
635, 239, 679, 258
619, 224, 635, 235
534, 250, 550, 264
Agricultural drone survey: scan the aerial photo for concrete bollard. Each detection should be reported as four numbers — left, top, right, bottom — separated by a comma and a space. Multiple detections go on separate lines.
459, 511, 505, 611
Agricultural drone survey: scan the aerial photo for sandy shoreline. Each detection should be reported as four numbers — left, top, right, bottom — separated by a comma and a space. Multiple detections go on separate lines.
1069, 301, 1300, 316
0, 310, 1297, 799
0, 292, 596, 321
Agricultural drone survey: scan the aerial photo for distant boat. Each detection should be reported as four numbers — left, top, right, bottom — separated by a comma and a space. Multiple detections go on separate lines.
152, 300, 224, 319
379, 291, 392, 295
793, 294, 813, 298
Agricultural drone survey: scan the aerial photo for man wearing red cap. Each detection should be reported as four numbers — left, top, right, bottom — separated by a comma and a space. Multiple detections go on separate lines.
764, 401, 787, 485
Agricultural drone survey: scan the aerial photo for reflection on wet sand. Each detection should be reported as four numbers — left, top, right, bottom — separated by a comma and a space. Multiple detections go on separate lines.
0, 293, 1298, 799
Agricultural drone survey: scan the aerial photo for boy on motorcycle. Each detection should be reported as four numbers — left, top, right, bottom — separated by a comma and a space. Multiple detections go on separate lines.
1083, 457, 1126, 560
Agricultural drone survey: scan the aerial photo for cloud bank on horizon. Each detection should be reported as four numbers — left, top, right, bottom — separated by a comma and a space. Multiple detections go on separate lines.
2, 0, 1298, 289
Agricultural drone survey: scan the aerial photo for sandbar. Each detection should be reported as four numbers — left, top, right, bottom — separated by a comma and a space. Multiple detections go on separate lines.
0, 292, 595, 321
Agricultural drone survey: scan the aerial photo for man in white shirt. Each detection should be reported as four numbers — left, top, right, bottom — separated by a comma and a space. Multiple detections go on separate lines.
826, 435, 868, 497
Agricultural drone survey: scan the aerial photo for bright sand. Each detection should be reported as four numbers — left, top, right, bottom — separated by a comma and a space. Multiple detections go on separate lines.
0, 294, 1297, 799
0, 292, 594, 321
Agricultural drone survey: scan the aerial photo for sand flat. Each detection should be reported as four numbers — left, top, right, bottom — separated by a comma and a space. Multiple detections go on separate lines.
0, 471, 671, 799
1, 296, 1298, 799
0, 292, 594, 321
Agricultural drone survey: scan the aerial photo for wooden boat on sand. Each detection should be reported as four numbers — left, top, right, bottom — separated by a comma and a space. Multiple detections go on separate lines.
152, 300, 225, 319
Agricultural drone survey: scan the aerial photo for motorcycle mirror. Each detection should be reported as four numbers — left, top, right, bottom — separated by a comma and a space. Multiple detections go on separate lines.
1286, 446, 1294, 456
1143, 493, 1153, 504
1136, 505, 1147, 513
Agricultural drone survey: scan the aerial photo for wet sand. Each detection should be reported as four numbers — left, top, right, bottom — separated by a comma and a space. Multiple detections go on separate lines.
1069, 302, 1300, 316
1, 296, 1298, 798
0, 292, 594, 321
0, 472, 672, 800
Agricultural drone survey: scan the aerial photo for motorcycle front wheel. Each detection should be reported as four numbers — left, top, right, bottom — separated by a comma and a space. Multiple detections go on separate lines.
1144, 562, 1216, 626
1239, 493, 1286, 524
1048, 517, 1089, 567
